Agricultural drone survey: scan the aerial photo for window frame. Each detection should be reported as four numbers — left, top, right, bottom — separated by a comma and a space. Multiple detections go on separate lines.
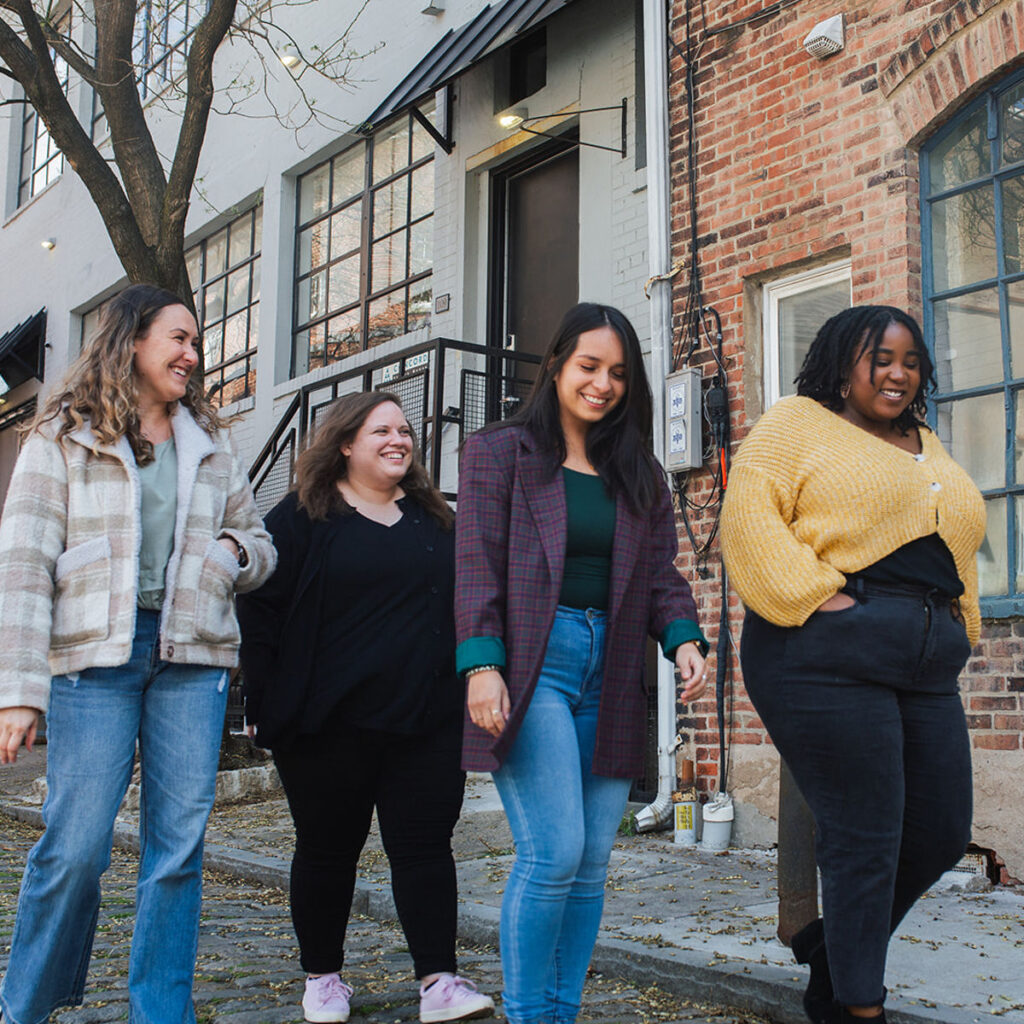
921, 65, 1024, 618
762, 260, 852, 407
187, 204, 263, 410
291, 107, 435, 377
18, 8, 71, 207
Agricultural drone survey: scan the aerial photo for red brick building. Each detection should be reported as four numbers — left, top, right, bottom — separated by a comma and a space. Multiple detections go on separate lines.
667, 0, 1024, 877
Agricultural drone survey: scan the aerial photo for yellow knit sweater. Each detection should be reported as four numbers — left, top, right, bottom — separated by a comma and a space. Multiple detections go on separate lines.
720, 396, 987, 644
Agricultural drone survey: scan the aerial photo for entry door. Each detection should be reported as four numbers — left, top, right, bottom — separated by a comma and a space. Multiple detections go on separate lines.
491, 142, 580, 386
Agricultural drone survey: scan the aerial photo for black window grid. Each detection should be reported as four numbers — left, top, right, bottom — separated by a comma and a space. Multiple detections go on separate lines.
292, 108, 435, 376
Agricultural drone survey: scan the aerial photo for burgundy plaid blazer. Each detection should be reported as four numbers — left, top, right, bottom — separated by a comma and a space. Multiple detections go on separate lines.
455, 425, 701, 777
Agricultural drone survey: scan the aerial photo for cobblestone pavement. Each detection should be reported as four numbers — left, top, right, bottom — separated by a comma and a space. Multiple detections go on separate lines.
0, 817, 772, 1024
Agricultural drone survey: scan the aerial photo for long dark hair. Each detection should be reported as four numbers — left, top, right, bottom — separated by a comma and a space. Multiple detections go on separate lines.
490, 302, 661, 514
293, 391, 453, 527
794, 305, 935, 435
34, 284, 222, 463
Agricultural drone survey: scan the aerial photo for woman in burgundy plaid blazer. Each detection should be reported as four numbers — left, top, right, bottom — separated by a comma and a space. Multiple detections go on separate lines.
455, 303, 708, 1024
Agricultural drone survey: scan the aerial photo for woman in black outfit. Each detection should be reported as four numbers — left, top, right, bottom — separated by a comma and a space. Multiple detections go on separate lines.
238, 392, 493, 1024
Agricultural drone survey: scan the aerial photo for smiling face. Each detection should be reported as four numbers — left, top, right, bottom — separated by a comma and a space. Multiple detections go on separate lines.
841, 321, 923, 433
132, 304, 200, 411
552, 325, 627, 439
341, 401, 413, 489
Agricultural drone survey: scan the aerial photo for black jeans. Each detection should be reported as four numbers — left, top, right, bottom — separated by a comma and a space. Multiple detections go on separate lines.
740, 581, 973, 1007
272, 717, 466, 978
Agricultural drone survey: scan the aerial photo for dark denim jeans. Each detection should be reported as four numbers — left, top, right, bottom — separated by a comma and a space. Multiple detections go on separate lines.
740, 581, 973, 1007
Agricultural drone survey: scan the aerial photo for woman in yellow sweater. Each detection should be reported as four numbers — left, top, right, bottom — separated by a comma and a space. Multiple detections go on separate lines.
721, 305, 985, 1024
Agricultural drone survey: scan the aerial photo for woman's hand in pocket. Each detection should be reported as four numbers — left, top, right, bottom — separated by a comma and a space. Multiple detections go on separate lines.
816, 591, 855, 613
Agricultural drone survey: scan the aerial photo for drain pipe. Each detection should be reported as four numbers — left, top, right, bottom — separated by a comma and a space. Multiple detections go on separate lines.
635, 0, 678, 834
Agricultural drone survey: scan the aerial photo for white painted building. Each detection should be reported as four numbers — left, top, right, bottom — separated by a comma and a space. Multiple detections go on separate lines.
0, 0, 662, 498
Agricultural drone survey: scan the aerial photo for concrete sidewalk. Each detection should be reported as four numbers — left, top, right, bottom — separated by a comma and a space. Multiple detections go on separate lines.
2, 754, 1022, 1024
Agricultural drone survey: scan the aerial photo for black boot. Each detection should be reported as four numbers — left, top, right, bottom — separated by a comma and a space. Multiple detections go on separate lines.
790, 918, 833, 1024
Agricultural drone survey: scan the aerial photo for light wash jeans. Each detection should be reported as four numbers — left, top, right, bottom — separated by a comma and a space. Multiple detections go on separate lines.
0, 610, 229, 1024
492, 606, 632, 1024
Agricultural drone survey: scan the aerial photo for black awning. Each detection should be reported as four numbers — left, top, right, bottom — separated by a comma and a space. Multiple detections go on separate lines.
362, 0, 574, 130
0, 308, 46, 394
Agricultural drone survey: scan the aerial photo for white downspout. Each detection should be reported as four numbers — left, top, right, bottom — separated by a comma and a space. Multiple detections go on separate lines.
635, 0, 678, 833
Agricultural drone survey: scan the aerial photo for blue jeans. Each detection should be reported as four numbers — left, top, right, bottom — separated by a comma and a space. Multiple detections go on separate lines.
0, 610, 229, 1024
493, 607, 631, 1024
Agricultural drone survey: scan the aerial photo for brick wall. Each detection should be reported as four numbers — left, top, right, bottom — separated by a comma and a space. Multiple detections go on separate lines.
665, 0, 1024, 869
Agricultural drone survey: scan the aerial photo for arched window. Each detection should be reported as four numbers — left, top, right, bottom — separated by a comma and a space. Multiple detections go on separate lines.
922, 69, 1024, 615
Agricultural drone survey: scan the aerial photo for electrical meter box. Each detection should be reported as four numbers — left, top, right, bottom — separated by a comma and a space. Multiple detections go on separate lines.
664, 367, 702, 472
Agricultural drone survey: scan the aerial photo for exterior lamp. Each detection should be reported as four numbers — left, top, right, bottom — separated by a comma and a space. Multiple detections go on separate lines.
497, 107, 527, 130
278, 45, 301, 70
40, 238, 56, 250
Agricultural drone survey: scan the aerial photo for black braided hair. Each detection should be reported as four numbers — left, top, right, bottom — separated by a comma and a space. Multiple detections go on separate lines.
794, 305, 936, 436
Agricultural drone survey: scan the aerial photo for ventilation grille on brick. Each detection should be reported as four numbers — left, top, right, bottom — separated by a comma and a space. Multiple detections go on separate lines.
803, 15, 844, 59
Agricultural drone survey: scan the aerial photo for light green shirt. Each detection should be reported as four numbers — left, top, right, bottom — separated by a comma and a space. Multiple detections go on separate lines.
137, 438, 177, 610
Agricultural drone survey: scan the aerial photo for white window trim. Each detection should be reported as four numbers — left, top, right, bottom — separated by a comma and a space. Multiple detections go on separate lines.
762, 260, 852, 406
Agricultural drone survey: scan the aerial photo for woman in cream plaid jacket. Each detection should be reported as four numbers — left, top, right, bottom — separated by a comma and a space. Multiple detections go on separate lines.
0, 285, 275, 1024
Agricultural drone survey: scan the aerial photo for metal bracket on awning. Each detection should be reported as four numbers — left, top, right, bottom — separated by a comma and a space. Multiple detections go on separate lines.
513, 98, 627, 158
411, 86, 454, 155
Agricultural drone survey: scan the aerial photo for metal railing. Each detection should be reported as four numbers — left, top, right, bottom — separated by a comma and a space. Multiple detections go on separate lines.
247, 336, 541, 511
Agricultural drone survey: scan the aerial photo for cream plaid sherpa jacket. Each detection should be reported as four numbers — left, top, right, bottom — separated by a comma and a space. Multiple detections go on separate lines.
0, 404, 276, 712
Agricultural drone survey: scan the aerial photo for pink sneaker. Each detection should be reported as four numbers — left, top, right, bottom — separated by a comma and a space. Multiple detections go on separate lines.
302, 973, 353, 1023
419, 974, 495, 1022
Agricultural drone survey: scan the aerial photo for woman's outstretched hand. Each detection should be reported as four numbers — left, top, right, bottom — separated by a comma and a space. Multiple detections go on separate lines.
467, 670, 511, 738
0, 707, 39, 765
676, 643, 707, 704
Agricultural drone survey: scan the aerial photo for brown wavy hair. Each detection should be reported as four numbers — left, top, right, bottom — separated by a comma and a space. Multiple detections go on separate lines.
33, 284, 223, 464
294, 391, 453, 527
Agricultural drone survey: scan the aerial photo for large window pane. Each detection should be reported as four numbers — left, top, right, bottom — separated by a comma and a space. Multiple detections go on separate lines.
328, 255, 360, 313
931, 186, 997, 291
930, 104, 990, 190
331, 204, 361, 257
333, 146, 365, 205
408, 279, 432, 332
372, 230, 408, 293
776, 279, 850, 397
933, 288, 1003, 391
1003, 174, 1024, 275
936, 394, 1005, 490
326, 311, 361, 361
298, 222, 329, 276
205, 228, 228, 278
373, 177, 409, 239
299, 164, 331, 224
373, 121, 410, 183
1002, 81, 1024, 167
410, 217, 433, 277
1008, 280, 1024, 378
979, 497, 1008, 596
367, 291, 406, 347
228, 212, 253, 268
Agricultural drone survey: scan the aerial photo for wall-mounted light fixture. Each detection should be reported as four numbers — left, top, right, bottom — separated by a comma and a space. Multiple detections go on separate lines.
278, 45, 301, 70
497, 107, 528, 130
496, 99, 628, 158
40, 238, 56, 250
422, 0, 445, 13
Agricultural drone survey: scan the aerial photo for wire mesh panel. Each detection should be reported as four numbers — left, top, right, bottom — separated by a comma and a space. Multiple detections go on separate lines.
375, 367, 429, 461
460, 369, 534, 439
252, 429, 295, 517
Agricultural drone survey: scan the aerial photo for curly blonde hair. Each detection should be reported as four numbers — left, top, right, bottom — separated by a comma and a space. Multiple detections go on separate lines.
33, 284, 223, 464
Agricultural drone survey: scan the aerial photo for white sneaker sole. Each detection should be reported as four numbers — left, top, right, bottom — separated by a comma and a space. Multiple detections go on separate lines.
303, 1004, 351, 1023
420, 995, 495, 1022
301, 1007, 350, 1024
